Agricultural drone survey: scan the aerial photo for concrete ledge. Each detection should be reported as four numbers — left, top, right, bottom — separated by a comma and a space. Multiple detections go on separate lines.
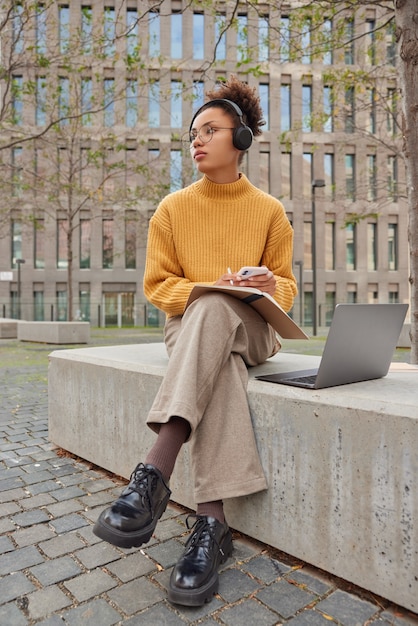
0, 318, 18, 338
19, 321, 90, 344
48, 343, 418, 612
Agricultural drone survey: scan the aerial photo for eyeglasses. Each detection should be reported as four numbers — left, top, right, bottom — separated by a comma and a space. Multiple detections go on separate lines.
181, 123, 235, 146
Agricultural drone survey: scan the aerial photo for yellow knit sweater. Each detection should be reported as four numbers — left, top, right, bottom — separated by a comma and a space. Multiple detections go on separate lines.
144, 174, 297, 317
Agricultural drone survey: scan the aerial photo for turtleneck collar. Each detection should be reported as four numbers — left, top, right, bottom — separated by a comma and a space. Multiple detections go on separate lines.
192, 173, 255, 202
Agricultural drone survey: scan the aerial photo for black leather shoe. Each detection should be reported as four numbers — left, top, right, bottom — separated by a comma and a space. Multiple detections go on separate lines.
93, 463, 171, 548
168, 515, 233, 606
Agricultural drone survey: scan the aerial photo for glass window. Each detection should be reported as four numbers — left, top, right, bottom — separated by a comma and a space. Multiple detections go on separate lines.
388, 290, 399, 303
81, 78, 92, 125
13, 4, 24, 54
302, 85, 312, 132
387, 88, 398, 136
36, 3, 48, 55
59, 5, 70, 54
214, 14, 226, 60
259, 84, 269, 130
259, 16, 269, 62
345, 87, 355, 133
323, 19, 333, 64
126, 8, 138, 57
325, 292, 336, 326
368, 154, 377, 201
237, 14, 247, 62
368, 88, 376, 134
34, 291, 44, 321
388, 223, 398, 270
280, 85, 291, 132
171, 12, 182, 58
304, 221, 312, 270
80, 219, 91, 269
34, 219, 45, 269
301, 19, 311, 64
387, 155, 398, 201
170, 150, 182, 192
366, 20, 376, 65
367, 223, 377, 270
36, 76, 47, 125
345, 154, 355, 201
125, 218, 136, 269
171, 81, 182, 128
56, 290, 67, 321
324, 153, 334, 200
104, 78, 115, 126
81, 6, 93, 54
12, 76, 23, 125
346, 223, 356, 270
104, 7, 116, 57
323, 86, 333, 132
303, 152, 313, 197
57, 219, 68, 269
193, 13, 204, 60
102, 219, 114, 268
12, 147, 23, 196
344, 19, 354, 64
59, 76, 70, 124
386, 21, 396, 66
126, 79, 138, 127
149, 81, 160, 127
79, 290, 90, 321
193, 81, 204, 112
281, 152, 291, 199
280, 16, 290, 62
11, 220, 22, 267
149, 11, 160, 56
325, 221, 335, 270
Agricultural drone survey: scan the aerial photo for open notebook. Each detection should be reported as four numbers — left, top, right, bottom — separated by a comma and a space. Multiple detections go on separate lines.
256, 303, 408, 389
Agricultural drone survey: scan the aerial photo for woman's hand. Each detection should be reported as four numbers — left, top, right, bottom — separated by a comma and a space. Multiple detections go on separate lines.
215, 267, 277, 296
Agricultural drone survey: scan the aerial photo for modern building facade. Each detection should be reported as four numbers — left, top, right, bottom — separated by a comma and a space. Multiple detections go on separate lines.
0, 1, 408, 328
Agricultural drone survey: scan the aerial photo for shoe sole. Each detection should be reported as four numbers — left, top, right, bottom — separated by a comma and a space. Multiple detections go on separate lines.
167, 531, 233, 606
92, 491, 170, 549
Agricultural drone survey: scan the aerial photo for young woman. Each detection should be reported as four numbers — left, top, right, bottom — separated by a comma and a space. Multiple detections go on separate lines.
94, 76, 297, 606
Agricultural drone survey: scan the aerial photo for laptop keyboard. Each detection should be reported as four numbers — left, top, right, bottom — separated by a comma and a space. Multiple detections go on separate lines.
288, 374, 317, 385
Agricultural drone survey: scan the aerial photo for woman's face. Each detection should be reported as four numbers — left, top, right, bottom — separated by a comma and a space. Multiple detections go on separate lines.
189, 106, 241, 183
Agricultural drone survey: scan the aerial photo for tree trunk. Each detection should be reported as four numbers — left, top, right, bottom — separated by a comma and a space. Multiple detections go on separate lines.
395, 0, 418, 363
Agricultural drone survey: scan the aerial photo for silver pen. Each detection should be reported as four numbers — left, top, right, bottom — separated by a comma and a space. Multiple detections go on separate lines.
227, 267, 234, 285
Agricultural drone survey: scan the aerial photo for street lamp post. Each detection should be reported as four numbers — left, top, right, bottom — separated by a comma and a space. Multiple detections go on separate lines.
311, 180, 325, 336
16, 258, 26, 320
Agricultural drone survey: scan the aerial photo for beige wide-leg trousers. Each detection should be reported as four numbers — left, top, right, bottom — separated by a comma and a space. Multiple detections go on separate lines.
147, 292, 279, 503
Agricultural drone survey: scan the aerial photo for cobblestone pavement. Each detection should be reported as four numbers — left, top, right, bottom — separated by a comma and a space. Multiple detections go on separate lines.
1, 333, 418, 625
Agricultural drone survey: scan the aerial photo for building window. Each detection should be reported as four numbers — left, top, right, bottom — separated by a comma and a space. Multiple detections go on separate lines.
193, 81, 204, 112
386, 21, 396, 66
12, 147, 23, 196
81, 5, 93, 54
170, 150, 182, 192
323, 86, 333, 132
367, 88, 376, 134
126, 79, 138, 127
59, 76, 70, 124
345, 154, 355, 201
259, 150, 270, 193
325, 221, 335, 270
102, 219, 114, 269
13, 4, 24, 54
302, 85, 312, 132
125, 217, 136, 269
280, 84, 291, 132
103, 7, 116, 57
36, 3, 48, 54
214, 14, 226, 60
388, 223, 398, 270
126, 8, 138, 57
149, 81, 160, 127
193, 13, 204, 60
259, 84, 269, 130
79, 290, 90, 321
259, 15, 269, 62
301, 18, 311, 64
36, 77, 47, 125
368, 154, 377, 201
304, 221, 312, 270
171, 81, 182, 128
12, 76, 23, 125
104, 78, 115, 127
34, 219, 45, 269
344, 19, 354, 65
57, 290, 67, 321
347, 289, 357, 303
386, 88, 398, 136
346, 223, 356, 270
237, 14, 247, 62
324, 153, 335, 200
57, 219, 68, 269
323, 19, 333, 65
80, 219, 91, 269
11, 220, 22, 267
345, 87, 355, 133
303, 152, 313, 197
281, 152, 291, 199
366, 20, 376, 65
367, 223, 377, 270
279, 16, 290, 62
389, 290, 399, 303
59, 5, 70, 54
149, 10, 160, 56
81, 78, 92, 125
325, 291, 336, 326
387, 155, 398, 201
34, 291, 44, 321
171, 12, 182, 58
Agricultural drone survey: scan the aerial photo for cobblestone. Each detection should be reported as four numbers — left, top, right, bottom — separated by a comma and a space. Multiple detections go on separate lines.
1, 331, 418, 625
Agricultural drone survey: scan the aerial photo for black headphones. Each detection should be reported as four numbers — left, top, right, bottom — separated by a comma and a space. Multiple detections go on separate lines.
189, 98, 253, 151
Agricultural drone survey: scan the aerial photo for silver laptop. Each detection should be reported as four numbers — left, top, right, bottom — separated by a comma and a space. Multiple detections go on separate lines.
256, 303, 408, 389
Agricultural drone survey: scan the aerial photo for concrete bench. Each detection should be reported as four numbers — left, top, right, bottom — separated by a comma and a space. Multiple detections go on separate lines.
48, 343, 418, 613
18, 321, 90, 344
0, 317, 18, 338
